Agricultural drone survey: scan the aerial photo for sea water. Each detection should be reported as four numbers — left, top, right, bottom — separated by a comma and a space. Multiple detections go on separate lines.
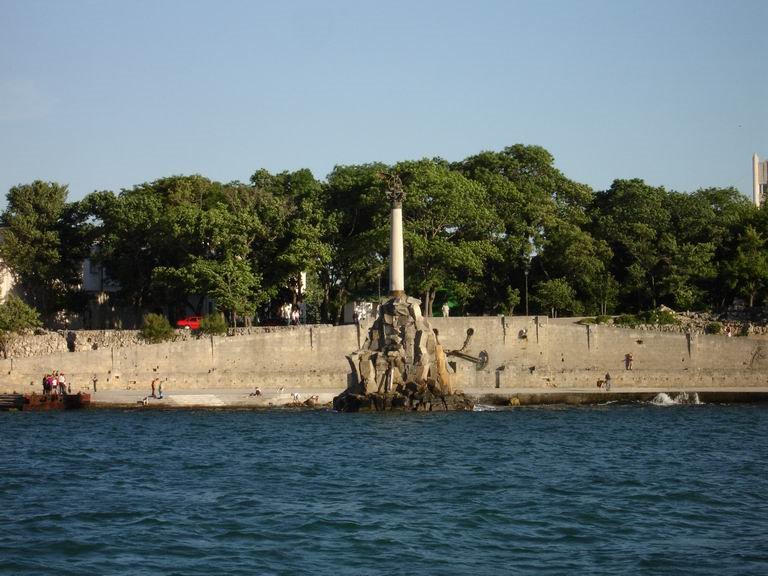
1, 404, 767, 575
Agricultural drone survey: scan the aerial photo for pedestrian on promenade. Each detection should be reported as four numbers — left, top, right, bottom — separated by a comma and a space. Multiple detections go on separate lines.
442, 303, 450, 318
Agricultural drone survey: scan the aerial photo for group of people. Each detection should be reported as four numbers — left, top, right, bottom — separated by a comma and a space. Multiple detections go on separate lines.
42, 371, 70, 396
150, 377, 163, 399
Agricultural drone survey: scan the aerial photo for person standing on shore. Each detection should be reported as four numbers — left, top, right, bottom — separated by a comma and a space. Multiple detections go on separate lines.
151, 378, 157, 398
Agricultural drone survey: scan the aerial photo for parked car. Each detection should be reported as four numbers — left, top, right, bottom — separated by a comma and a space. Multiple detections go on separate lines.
176, 316, 202, 330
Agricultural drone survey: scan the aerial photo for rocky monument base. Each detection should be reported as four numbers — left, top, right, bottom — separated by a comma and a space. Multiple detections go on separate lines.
333, 294, 474, 412
333, 389, 474, 412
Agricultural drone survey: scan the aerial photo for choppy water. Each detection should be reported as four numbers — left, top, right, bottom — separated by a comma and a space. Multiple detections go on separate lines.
1, 405, 767, 575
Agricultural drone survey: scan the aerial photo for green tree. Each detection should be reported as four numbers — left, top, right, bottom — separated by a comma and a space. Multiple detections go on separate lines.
0, 181, 71, 317
590, 179, 673, 310
139, 313, 174, 343
322, 163, 389, 322
91, 175, 267, 326
192, 257, 262, 326
455, 145, 593, 314
0, 294, 42, 357
249, 169, 336, 320
200, 313, 228, 335
502, 287, 521, 315
534, 278, 576, 318
396, 158, 501, 315
726, 226, 768, 308
538, 221, 613, 314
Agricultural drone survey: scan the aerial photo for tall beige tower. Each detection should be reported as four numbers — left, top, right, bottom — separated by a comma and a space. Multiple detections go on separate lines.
386, 175, 405, 297
754, 153, 768, 208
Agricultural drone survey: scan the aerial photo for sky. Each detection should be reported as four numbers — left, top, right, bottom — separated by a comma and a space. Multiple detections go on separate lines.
1, 0, 766, 208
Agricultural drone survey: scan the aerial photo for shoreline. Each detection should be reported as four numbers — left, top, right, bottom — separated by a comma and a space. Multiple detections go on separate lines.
74, 386, 768, 410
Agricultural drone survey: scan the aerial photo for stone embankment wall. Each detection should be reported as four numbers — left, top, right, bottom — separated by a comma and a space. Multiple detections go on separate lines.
0, 325, 359, 394
1, 318, 766, 394
427, 316, 768, 391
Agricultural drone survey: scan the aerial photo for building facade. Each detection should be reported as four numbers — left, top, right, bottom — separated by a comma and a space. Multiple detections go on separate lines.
753, 153, 768, 207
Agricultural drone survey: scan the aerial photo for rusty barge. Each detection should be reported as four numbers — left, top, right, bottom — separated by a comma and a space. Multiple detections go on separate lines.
0, 393, 92, 411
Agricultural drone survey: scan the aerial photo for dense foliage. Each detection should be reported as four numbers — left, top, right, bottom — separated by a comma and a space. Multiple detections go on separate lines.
0, 294, 42, 357
199, 314, 228, 336
139, 313, 174, 343
1, 145, 762, 325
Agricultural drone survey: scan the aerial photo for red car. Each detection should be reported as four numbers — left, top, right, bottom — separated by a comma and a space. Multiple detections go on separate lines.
176, 316, 202, 330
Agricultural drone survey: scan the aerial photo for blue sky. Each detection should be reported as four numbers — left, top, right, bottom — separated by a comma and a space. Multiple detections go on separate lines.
1, 0, 766, 207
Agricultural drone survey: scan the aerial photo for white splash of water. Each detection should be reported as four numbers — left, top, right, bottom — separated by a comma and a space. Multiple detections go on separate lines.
473, 404, 502, 412
650, 392, 702, 406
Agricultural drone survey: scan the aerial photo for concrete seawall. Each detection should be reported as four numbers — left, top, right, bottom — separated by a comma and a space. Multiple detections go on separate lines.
1, 317, 767, 401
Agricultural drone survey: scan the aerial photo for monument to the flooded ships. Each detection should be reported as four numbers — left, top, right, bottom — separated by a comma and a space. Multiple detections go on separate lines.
333, 174, 475, 412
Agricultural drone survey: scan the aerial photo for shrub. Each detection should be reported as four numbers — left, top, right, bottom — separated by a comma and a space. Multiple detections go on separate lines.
578, 315, 613, 326
614, 314, 639, 327
200, 314, 228, 336
0, 295, 42, 358
642, 309, 680, 325
705, 322, 723, 335
140, 313, 174, 343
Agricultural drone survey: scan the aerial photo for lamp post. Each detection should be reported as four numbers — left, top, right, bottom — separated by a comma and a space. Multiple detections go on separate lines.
524, 264, 530, 317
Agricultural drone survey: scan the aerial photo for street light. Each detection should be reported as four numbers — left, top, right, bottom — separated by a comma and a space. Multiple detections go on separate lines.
524, 267, 529, 317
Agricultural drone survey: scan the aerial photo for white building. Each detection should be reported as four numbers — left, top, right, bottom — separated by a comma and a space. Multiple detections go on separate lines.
753, 153, 768, 207
81, 253, 121, 294
0, 228, 17, 302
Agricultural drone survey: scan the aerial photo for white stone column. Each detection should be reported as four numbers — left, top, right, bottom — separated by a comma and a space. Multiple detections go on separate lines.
754, 153, 761, 208
390, 202, 405, 296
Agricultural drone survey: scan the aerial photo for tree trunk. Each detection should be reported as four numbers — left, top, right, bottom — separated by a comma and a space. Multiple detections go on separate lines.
335, 287, 348, 326
320, 284, 331, 324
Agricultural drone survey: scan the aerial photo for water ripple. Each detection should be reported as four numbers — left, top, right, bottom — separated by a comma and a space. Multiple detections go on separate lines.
1, 406, 766, 575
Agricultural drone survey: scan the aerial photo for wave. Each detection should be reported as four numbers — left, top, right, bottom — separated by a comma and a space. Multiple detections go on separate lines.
650, 392, 702, 406
473, 404, 504, 412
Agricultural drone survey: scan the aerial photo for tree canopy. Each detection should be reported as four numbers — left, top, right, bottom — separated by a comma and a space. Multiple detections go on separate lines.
1, 145, 762, 326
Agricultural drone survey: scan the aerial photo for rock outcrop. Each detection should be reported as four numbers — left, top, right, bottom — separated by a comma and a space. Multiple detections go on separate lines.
333, 295, 473, 412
